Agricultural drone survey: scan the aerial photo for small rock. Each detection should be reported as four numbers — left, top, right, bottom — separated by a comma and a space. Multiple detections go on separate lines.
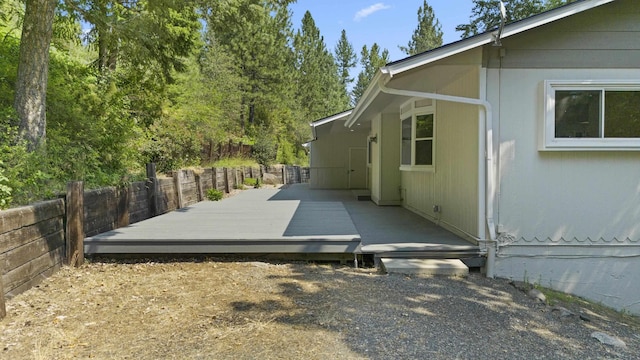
579, 313, 592, 322
551, 306, 574, 317
527, 288, 546, 303
509, 280, 531, 292
591, 332, 626, 349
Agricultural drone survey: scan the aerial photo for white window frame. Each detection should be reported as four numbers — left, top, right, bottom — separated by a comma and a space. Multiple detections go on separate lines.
400, 99, 436, 171
543, 80, 640, 150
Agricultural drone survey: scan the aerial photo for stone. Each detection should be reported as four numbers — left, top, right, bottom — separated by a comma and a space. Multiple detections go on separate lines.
262, 173, 279, 185
591, 332, 627, 349
527, 288, 546, 303
551, 306, 574, 317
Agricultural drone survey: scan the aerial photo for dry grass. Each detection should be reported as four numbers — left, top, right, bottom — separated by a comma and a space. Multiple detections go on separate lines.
1, 259, 638, 360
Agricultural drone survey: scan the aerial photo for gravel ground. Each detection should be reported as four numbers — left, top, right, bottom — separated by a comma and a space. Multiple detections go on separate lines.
1, 259, 638, 359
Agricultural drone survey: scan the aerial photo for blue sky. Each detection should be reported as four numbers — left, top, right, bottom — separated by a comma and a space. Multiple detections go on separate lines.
289, 1, 476, 63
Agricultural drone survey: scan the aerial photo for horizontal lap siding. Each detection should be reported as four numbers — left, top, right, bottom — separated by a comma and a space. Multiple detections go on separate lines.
489, 1, 640, 69
0, 200, 65, 298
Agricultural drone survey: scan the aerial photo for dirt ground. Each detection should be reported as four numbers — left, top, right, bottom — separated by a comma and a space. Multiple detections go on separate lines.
1, 258, 639, 360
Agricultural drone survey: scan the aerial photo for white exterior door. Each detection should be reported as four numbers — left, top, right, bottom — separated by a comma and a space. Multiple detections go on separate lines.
348, 147, 367, 189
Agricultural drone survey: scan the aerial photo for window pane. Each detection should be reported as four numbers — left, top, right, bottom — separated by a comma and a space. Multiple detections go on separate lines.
416, 114, 434, 138
555, 90, 601, 138
415, 140, 433, 165
401, 117, 411, 165
604, 91, 640, 138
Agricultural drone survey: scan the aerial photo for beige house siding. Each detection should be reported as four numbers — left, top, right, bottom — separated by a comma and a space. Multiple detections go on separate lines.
488, 65, 640, 314
400, 66, 481, 240
309, 124, 367, 189
370, 113, 402, 205
486, 0, 640, 69
491, 67, 640, 245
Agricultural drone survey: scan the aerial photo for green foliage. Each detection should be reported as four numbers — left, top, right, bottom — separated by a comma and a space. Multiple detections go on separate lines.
209, 157, 259, 168
0, 162, 12, 209
206, 188, 223, 201
334, 29, 357, 104
456, 0, 577, 39
253, 128, 277, 167
294, 11, 349, 121
399, 0, 443, 56
244, 177, 261, 188
353, 43, 390, 104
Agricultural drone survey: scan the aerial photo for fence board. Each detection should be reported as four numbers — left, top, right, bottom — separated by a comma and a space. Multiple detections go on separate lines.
0, 217, 63, 254
2, 246, 64, 296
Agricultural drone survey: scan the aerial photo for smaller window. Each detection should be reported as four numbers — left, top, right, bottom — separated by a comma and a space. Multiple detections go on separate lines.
400, 99, 436, 169
544, 81, 640, 150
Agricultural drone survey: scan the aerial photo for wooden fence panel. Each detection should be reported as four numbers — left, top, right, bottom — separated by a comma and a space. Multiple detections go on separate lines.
0, 199, 65, 299
158, 178, 177, 213
129, 181, 150, 224
179, 170, 198, 207
200, 169, 214, 195
84, 187, 118, 237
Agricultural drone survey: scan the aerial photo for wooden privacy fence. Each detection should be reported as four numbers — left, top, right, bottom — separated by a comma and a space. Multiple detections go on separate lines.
0, 164, 309, 317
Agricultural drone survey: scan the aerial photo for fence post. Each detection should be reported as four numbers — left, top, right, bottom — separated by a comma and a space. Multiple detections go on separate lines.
212, 167, 218, 191
66, 181, 84, 267
195, 172, 203, 202
282, 166, 287, 185
174, 170, 184, 209
0, 264, 5, 319
116, 186, 130, 228
146, 163, 158, 217
223, 167, 230, 194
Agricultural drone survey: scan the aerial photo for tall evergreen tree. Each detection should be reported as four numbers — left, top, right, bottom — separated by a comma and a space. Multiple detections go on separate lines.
352, 43, 390, 104
294, 11, 346, 120
334, 29, 357, 105
399, 0, 443, 56
14, 0, 57, 150
205, 0, 296, 130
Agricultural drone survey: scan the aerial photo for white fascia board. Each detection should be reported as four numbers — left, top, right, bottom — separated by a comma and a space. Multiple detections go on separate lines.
311, 109, 353, 128
384, 0, 616, 77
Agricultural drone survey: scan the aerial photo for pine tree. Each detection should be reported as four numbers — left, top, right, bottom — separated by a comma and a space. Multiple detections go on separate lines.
455, 0, 545, 39
399, 0, 443, 56
352, 43, 390, 104
14, 0, 57, 150
334, 29, 357, 104
294, 11, 347, 120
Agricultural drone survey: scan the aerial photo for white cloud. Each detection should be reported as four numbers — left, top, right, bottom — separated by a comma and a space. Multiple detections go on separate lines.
354, 3, 391, 22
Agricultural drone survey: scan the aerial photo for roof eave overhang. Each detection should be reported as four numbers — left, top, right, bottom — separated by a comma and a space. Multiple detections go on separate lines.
384, 0, 615, 76
345, 0, 616, 129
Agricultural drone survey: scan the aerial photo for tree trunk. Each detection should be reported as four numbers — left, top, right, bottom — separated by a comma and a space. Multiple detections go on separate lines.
14, 0, 57, 150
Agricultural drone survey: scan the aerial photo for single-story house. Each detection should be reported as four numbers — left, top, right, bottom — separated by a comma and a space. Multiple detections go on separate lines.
309, 110, 370, 189
343, 0, 640, 314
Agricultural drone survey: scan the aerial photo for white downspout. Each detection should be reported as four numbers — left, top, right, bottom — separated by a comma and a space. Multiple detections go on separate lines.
377, 78, 498, 278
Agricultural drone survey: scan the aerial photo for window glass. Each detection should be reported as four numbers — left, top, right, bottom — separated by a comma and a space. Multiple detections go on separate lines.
415, 140, 433, 165
415, 114, 434, 138
401, 117, 412, 165
554, 90, 601, 138
604, 91, 640, 138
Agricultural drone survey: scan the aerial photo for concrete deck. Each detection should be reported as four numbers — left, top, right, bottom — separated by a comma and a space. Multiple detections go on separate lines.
85, 184, 474, 255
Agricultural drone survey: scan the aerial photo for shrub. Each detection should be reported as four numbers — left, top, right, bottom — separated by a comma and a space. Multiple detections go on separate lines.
206, 188, 223, 201
243, 177, 257, 187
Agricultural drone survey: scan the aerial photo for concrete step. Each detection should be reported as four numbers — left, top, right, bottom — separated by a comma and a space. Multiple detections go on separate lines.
380, 258, 469, 277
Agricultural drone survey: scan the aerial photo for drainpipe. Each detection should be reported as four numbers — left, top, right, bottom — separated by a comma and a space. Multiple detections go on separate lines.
377, 77, 498, 278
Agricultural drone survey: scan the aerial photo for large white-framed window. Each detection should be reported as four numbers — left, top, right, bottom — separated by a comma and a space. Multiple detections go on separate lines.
543, 80, 640, 150
400, 99, 436, 170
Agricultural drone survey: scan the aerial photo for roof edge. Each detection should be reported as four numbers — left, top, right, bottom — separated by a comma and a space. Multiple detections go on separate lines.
384, 0, 616, 77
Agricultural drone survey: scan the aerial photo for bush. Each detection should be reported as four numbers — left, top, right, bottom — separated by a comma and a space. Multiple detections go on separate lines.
206, 188, 223, 201
243, 177, 258, 187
